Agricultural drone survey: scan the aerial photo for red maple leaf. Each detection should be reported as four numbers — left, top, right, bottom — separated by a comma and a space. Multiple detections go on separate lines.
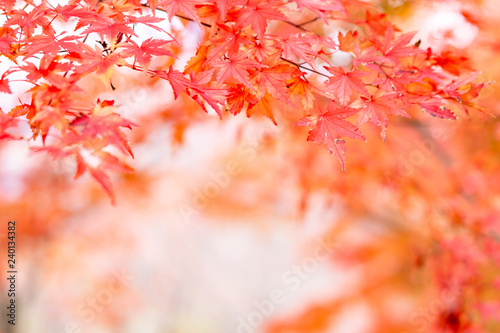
226, 84, 259, 115
120, 38, 174, 70
372, 24, 425, 64
248, 37, 281, 63
22, 33, 80, 58
68, 43, 125, 77
251, 64, 295, 105
70, 100, 137, 157
51, 4, 98, 22
281, 33, 319, 69
205, 26, 250, 63
0, 0, 16, 11
294, 0, 345, 21
213, 52, 261, 87
234, 0, 287, 38
325, 66, 369, 104
126, 15, 167, 33
21, 54, 73, 85
417, 98, 457, 119
357, 91, 410, 139
287, 71, 328, 111
159, 66, 194, 98
188, 70, 228, 118
5, 4, 53, 37
295, 103, 365, 170
81, 17, 137, 40
158, 0, 204, 23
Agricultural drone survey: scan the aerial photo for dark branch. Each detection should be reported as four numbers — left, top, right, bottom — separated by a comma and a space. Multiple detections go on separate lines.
280, 57, 329, 78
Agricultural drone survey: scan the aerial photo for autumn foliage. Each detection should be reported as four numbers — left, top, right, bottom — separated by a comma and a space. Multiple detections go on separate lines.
1, 0, 500, 332
0, 0, 489, 201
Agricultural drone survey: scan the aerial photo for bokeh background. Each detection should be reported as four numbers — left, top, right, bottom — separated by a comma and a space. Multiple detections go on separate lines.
1, 0, 500, 332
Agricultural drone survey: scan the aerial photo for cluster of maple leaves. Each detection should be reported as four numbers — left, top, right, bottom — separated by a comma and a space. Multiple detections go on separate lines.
0, 0, 486, 202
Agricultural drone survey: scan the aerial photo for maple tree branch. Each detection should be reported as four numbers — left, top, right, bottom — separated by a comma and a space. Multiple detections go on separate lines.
284, 17, 320, 31
280, 57, 329, 78
284, 21, 308, 32
175, 14, 211, 28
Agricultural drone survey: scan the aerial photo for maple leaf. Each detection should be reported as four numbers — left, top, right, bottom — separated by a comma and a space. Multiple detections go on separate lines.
337, 30, 358, 53
160, 66, 195, 98
22, 33, 79, 58
215, 0, 232, 19
442, 72, 481, 102
234, 0, 287, 38
21, 54, 73, 85
68, 43, 126, 79
286, 71, 328, 111
371, 24, 425, 64
5, 4, 53, 38
281, 33, 319, 69
294, 0, 346, 21
247, 93, 278, 125
251, 64, 296, 105
248, 37, 281, 63
0, 27, 15, 58
295, 103, 365, 170
51, 4, 98, 22
160, 67, 227, 116
213, 52, 261, 87
126, 15, 168, 33
187, 70, 228, 118
226, 84, 259, 115
417, 98, 456, 120
184, 44, 209, 74
81, 17, 137, 41
357, 91, 411, 140
120, 38, 174, 70
325, 66, 369, 104
372, 66, 418, 93
148, 0, 159, 13
158, 0, 204, 23
205, 26, 250, 63
70, 100, 137, 157
29, 105, 68, 141
430, 50, 472, 76
0, 0, 16, 11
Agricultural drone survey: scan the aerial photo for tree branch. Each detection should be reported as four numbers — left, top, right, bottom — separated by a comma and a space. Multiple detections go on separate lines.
280, 57, 329, 78
284, 17, 320, 31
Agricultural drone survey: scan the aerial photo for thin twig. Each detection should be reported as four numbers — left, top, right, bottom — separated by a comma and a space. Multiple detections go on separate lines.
280, 57, 329, 78
175, 14, 211, 28
284, 17, 320, 31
